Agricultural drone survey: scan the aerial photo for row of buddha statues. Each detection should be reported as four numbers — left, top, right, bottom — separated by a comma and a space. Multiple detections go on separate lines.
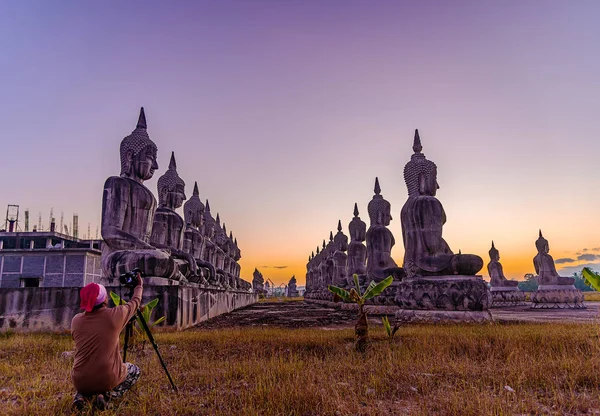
305, 130, 581, 310
100, 108, 251, 291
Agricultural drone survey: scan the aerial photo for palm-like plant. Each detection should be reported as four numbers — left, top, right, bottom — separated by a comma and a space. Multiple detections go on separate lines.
328, 274, 394, 352
582, 267, 600, 291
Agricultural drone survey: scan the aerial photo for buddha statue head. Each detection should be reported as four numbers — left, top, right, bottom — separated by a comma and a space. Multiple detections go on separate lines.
403, 129, 439, 197
489, 241, 500, 261
333, 220, 349, 252
157, 152, 186, 209
119, 107, 159, 182
232, 235, 241, 261
535, 230, 549, 254
203, 200, 216, 240
214, 214, 228, 248
348, 203, 367, 242
367, 177, 392, 226
183, 181, 205, 228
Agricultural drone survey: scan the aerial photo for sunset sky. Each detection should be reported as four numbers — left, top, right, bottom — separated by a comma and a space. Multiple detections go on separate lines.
1, 1, 598, 285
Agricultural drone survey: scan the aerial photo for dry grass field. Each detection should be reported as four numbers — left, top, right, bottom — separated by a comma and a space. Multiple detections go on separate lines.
1, 321, 600, 416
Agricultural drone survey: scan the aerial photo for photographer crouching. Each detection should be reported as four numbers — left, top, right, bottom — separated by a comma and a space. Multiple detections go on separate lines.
71, 272, 143, 410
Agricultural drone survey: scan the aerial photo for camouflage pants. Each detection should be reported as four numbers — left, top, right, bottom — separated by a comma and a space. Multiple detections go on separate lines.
74, 363, 141, 402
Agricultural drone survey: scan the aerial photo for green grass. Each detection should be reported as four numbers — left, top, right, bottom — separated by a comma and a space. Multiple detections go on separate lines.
1, 323, 599, 415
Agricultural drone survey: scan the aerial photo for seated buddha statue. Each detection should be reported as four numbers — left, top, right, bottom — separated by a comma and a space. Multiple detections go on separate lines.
214, 214, 233, 289
332, 220, 349, 287
101, 108, 180, 280
400, 130, 483, 278
533, 230, 575, 286
149, 151, 198, 281
202, 201, 221, 286
487, 241, 519, 287
347, 203, 367, 287
182, 181, 216, 285
365, 178, 405, 282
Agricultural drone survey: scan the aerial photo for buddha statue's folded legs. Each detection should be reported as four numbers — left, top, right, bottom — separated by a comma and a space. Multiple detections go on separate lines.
102, 248, 182, 280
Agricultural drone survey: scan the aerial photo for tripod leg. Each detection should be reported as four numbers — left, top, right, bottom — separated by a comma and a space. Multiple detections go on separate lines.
136, 310, 178, 392
123, 321, 132, 363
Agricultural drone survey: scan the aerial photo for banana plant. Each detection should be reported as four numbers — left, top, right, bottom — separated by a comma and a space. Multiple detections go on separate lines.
109, 292, 166, 336
328, 274, 393, 352
582, 267, 600, 291
381, 315, 399, 344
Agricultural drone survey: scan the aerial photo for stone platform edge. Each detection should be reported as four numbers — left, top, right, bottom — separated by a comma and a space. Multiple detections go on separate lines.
0, 283, 257, 332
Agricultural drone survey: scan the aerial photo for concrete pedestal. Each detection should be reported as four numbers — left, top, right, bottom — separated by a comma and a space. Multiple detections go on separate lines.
531, 285, 585, 309
490, 286, 526, 307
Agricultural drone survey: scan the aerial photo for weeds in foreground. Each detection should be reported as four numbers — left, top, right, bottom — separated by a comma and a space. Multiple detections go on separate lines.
0, 324, 599, 415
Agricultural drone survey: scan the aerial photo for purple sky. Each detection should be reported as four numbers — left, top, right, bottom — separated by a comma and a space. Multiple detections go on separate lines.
1, 1, 599, 284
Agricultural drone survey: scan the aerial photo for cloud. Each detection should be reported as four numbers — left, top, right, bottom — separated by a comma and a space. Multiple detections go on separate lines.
273, 266, 288, 269
558, 262, 600, 276
583, 248, 589, 252
555, 258, 576, 264
592, 247, 600, 252
577, 254, 600, 262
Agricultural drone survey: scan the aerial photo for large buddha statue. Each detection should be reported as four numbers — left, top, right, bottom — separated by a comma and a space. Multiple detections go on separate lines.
182, 181, 216, 285
487, 241, 519, 287
101, 108, 180, 280
533, 230, 574, 286
347, 203, 367, 286
150, 152, 197, 280
332, 220, 349, 288
365, 178, 404, 282
400, 130, 483, 277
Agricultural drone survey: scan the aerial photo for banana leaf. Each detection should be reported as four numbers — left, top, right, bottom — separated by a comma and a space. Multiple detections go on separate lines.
382, 316, 391, 337
352, 274, 362, 296
328, 285, 351, 301
582, 267, 600, 291
363, 276, 393, 300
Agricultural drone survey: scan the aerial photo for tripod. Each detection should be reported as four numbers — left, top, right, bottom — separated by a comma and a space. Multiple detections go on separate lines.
121, 286, 178, 392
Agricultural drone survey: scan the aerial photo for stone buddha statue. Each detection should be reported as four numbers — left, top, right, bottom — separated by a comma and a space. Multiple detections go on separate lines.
182, 181, 216, 285
365, 178, 404, 282
287, 275, 299, 297
214, 214, 234, 289
347, 203, 367, 286
332, 220, 349, 288
319, 236, 335, 289
312, 246, 323, 290
533, 230, 575, 286
400, 130, 483, 278
101, 107, 180, 280
149, 151, 197, 280
305, 253, 313, 295
487, 241, 519, 287
202, 200, 220, 286
252, 268, 265, 295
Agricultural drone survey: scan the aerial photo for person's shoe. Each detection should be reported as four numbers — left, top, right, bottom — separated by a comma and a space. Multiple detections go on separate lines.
72, 398, 85, 411
94, 393, 109, 410
72, 393, 86, 411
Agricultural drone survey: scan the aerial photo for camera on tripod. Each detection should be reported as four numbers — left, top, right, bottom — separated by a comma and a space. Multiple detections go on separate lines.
119, 268, 144, 287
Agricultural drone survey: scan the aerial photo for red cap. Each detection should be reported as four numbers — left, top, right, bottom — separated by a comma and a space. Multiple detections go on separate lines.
80, 283, 100, 312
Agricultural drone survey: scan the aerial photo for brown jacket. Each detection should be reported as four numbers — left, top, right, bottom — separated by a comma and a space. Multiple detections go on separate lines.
71, 285, 143, 394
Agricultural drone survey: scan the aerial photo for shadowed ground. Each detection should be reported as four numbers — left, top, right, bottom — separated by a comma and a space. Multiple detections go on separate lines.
194, 299, 600, 329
